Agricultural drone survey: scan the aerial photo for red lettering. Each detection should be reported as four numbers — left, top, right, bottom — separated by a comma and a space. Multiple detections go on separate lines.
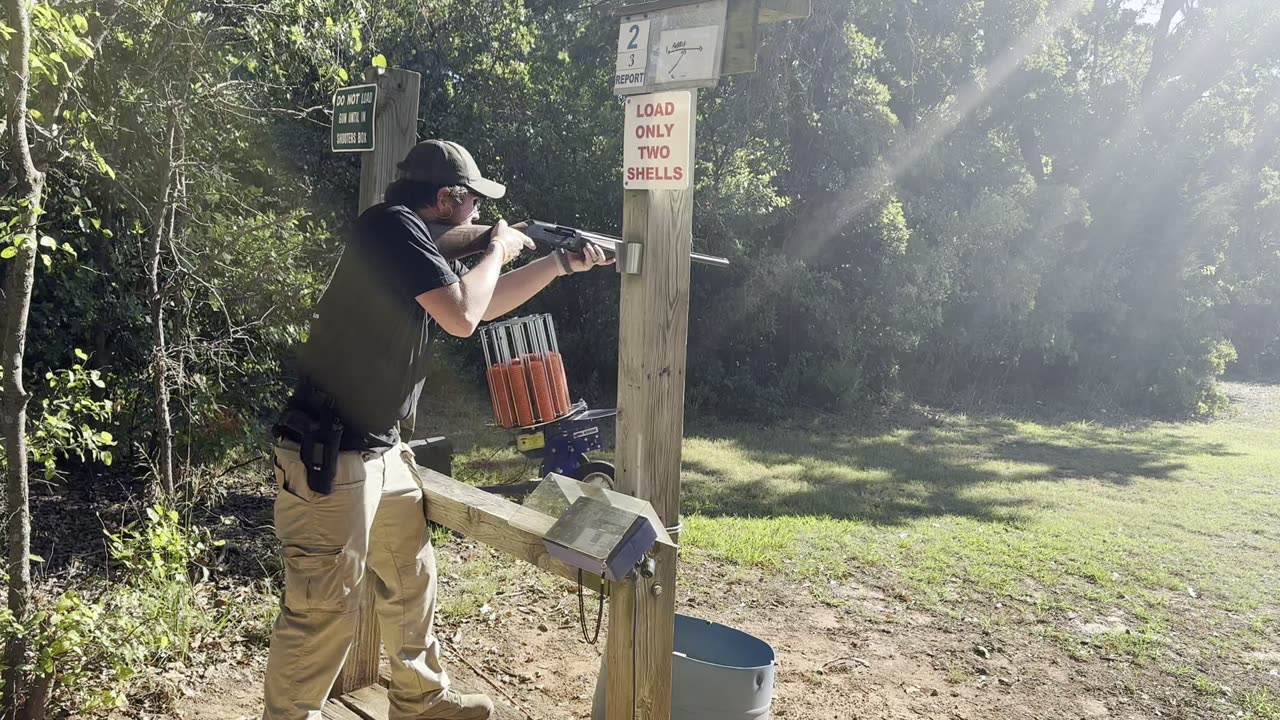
634, 100, 679, 118
625, 161, 688, 184
638, 145, 673, 160
635, 124, 675, 139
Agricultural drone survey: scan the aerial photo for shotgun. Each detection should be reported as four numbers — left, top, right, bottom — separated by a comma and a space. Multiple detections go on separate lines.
427, 220, 731, 268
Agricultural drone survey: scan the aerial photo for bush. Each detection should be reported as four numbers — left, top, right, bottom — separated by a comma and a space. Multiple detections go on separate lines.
0, 505, 232, 716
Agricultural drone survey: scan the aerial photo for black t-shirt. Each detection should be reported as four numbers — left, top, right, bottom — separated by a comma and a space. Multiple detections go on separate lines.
291, 203, 467, 451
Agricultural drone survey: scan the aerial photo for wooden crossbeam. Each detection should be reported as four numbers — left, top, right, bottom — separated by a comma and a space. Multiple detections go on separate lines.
418, 467, 608, 594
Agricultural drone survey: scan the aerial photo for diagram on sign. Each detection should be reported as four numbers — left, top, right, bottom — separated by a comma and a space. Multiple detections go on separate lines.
664, 40, 703, 77
657, 26, 719, 83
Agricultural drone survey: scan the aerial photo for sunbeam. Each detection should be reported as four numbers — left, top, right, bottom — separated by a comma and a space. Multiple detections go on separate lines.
786, 0, 1095, 260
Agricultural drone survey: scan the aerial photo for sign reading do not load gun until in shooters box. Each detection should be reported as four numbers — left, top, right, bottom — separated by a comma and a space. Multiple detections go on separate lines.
330, 83, 377, 153
623, 90, 692, 190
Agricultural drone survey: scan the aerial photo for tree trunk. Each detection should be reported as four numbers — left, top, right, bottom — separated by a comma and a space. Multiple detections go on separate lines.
1, 0, 44, 711
147, 114, 178, 499
1141, 0, 1184, 98
20, 667, 52, 720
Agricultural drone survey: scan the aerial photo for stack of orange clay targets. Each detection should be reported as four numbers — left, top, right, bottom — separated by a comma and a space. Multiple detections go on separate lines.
481, 314, 573, 429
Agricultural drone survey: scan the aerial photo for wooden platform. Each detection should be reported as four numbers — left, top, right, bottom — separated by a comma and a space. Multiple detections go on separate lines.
322, 666, 528, 720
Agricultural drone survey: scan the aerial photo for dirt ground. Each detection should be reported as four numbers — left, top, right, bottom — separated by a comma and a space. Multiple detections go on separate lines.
168, 383, 1280, 719
173, 542, 1248, 720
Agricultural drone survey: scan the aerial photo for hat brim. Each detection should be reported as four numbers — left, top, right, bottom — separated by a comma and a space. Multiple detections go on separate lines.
466, 177, 506, 200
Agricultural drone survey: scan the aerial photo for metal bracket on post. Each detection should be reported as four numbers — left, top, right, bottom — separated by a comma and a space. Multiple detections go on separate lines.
616, 242, 644, 275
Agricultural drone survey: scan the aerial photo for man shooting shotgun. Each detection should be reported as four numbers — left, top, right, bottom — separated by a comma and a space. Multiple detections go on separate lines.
429, 219, 732, 268
263, 139, 611, 720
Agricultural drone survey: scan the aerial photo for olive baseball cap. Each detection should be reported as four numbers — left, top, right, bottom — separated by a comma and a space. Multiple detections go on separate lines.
396, 139, 506, 199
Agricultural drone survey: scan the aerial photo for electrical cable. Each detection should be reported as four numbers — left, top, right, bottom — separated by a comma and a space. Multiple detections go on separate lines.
577, 569, 605, 644
632, 576, 639, 720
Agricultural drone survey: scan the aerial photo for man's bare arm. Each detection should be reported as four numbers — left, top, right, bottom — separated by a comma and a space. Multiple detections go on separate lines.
415, 245, 505, 337
416, 220, 533, 336
483, 255, 562, 320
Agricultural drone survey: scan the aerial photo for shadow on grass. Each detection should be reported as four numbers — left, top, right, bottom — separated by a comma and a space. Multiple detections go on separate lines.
681, 412, 1238, 526
452, 453, 537, 486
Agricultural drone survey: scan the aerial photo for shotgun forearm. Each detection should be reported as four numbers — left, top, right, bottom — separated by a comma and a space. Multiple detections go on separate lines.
427, 222, 496, 262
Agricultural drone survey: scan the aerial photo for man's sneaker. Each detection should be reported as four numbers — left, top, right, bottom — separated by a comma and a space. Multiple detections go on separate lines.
420, 689, 495, 720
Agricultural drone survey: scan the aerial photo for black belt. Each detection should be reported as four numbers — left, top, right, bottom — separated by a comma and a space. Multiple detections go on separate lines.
276, 426, 303, 444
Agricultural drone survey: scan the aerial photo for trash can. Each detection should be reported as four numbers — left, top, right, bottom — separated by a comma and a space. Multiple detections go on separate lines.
592, 614, 776, 720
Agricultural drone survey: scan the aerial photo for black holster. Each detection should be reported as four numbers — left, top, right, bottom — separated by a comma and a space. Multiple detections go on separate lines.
273, 384, 344, 495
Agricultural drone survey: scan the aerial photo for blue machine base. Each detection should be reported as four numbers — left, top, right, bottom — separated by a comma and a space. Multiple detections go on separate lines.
517, 407, 617, 477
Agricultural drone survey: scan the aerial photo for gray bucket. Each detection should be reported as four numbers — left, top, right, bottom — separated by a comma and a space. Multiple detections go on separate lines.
591, 614, 776, 720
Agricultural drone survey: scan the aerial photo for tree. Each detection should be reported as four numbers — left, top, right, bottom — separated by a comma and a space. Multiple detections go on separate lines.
2, 0, 107, 712
1, 0, 45, 709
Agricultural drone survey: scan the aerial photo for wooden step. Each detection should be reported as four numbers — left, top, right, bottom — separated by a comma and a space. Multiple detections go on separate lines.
323, 675, 526, 720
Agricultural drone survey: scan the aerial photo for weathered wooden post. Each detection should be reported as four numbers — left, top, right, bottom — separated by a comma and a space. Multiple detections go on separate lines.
605, 2, 807, 719
330, 65, 422, 698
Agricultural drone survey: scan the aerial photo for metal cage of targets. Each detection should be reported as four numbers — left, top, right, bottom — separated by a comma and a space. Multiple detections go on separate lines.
481, 314, 573, 428
478, 314, 617, 493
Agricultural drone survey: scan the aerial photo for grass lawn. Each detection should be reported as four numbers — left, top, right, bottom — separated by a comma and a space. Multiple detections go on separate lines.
424, 364, 1280, 717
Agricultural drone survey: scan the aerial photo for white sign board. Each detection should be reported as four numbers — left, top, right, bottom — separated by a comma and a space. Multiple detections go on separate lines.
656, 25, 720, 84
614, 0, 727, 96
614, 19, 651, 90
623, 91, 692, 190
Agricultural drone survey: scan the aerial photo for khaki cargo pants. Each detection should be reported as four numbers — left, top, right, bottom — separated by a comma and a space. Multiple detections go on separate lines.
262, 441, 450, 720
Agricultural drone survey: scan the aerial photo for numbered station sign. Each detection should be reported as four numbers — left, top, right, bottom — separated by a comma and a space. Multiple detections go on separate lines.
612, 0, 728, 96
331, 83, 377, 153
615, 19, 651, 91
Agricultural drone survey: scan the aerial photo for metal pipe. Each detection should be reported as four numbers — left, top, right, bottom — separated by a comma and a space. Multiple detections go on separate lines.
572, 227, 731, 269
481, 325, 494, 368
545, 315, 561, 354
531, 317, 555, 422
496, 324, 512, 365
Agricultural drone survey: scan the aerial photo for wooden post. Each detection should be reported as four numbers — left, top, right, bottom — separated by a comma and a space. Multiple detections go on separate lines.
334, 65, 421, 697
606, 91, 697, 720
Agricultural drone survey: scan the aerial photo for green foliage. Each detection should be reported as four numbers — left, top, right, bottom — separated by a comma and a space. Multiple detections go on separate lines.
29, 351, 116, 481
1243, 689, 1280, 720
6, 0, 1280, 493
0, 587, 130, 714
27, 3, 94, 87
106, 505, 223, 586
0, 505, 233, 716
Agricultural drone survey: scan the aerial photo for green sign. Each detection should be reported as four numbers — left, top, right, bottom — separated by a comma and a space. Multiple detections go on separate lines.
331, 83, 377, 153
